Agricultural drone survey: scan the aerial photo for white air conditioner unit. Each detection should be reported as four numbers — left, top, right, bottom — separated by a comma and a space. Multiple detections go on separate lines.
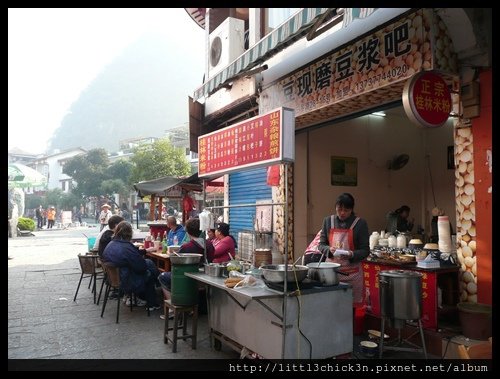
208, 17, 245, 79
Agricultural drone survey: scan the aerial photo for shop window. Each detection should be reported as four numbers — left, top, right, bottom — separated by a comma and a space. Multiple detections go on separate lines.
262, 8, 299, 36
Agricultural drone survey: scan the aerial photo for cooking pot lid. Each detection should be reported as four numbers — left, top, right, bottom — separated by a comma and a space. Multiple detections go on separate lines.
379, 269, 422, 278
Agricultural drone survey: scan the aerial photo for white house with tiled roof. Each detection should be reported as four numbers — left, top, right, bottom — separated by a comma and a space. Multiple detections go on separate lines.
31, 148, 86, 192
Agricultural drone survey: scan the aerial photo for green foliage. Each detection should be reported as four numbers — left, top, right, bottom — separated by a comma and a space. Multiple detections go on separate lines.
18, 217, 35, 231
25, 194, 44, 210
100, 179, 128, 197
129, 138, 190, 183
108, 159, 132, 184
63, 148, 110, 197
45, 188, 64, 209
59, 192, 83, 210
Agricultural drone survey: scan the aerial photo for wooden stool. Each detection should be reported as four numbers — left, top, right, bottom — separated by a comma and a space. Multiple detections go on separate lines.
163, 299, 198, 353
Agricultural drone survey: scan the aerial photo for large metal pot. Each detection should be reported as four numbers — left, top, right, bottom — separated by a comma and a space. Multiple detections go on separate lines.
260, 264, 309, 283
379, 270, 422, 326
169, 253, 202, 265
306, 262, 348, 286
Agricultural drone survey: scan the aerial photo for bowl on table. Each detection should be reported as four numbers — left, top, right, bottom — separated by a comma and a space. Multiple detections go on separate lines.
359, 340, 378, 357
408, 239, 424, 250
368, 329, 389, 340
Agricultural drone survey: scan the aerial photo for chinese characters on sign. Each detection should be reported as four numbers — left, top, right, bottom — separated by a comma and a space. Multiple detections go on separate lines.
198, 108, 295, 178
260, 9, 435, 117
402, 70, 452, 128
363, 262, 438, 330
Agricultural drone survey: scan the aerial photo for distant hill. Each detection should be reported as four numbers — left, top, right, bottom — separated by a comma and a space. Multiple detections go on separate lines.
48, 32, 204, 153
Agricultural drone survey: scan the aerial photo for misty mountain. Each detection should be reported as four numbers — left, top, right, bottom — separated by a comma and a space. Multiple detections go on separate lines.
48, 32, 204, 153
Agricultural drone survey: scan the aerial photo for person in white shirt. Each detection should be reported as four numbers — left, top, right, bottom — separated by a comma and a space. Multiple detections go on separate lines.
99, 204, 112, 231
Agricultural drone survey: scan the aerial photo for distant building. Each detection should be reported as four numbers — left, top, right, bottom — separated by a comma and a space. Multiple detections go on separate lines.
31, 148, 86, 192
118, 136, 159, 152
8, 147, 41, 165
165, 123, 198, 172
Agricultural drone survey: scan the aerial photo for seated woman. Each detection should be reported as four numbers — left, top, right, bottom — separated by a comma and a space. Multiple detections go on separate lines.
158, 217, 214, 318
212, 222, 236, 263
102, 221, 161, 310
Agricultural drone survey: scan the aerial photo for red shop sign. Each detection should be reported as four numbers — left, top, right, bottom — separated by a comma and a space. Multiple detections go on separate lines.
198, 107, 295, 178
402, 71, 452, 128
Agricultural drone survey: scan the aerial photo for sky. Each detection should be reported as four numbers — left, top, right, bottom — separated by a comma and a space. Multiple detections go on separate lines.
8, 8, 205, 155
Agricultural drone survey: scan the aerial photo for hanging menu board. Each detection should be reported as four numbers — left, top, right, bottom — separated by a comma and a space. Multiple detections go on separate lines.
198, 107, 295, 178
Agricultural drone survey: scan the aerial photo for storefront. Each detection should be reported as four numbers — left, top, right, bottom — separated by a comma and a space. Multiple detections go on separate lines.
189, 8, 491, 306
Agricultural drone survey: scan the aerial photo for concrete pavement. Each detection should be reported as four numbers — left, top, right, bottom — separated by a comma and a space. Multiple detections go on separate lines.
8, 224, 239, 362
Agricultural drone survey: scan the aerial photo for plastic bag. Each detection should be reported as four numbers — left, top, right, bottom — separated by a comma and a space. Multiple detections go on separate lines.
233, 274, 258, 289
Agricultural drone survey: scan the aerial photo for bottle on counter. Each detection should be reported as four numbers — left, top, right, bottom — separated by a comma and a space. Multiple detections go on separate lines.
397, 234, 407, 248
369, 232, 379, 250
154, 233, 161, 251
388, 235, 397, 248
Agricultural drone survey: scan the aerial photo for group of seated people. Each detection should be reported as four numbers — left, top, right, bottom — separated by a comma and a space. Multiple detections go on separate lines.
94, 215, 237, 317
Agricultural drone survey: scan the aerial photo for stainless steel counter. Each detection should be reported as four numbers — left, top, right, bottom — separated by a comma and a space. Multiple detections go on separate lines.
186, 272, 353, 359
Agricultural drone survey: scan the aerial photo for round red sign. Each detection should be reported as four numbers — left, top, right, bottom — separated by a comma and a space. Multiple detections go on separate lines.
402, 71, 452, 128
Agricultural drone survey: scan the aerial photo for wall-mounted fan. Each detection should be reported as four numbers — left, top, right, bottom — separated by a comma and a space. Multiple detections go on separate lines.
387, 154, 409, 170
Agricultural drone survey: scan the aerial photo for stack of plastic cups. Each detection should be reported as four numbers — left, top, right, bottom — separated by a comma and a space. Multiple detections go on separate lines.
438, 216, 452, 253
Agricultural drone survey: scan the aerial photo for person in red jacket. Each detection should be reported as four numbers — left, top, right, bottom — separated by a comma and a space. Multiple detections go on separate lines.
212, 222, 236, 263
182, 190, 195, 219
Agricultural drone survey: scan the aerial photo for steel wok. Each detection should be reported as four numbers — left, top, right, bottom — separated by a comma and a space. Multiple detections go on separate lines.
260, 264, 309, 283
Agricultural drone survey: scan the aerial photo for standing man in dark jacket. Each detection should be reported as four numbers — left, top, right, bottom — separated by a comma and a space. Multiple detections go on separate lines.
103, 221, 160, 310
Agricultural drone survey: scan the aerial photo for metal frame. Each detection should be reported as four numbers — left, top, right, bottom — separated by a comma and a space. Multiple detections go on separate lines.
200, 163, 291, 358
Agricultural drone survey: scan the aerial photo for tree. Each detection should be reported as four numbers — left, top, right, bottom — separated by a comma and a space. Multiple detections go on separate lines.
108, 159, 132, 184
45, 188, 64, 209
63, 148, 110, 197
129, 138, 191, 183
100, 179, 128, 200
59, 192, 83, 211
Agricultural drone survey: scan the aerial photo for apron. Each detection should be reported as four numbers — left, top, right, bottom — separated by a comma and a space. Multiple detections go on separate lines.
326, 215, 364, 307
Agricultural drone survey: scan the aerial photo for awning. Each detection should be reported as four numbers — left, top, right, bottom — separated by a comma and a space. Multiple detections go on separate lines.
193, 8, 331, 101
185, 8, 206, 29
134, 173, 222, 197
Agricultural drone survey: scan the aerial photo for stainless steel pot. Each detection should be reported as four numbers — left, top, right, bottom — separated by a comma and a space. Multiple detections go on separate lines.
169, 253, 202, 265
204, 263, 223, 277
260, 264, 309, 283
379, 270, 422, 326
306, 262, 348, 286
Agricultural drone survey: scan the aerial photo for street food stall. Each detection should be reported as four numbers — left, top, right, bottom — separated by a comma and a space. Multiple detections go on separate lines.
186, 271, 353, 359
134, 174, 223, 272
191, 107, 354, 358
134, 173, 223, 225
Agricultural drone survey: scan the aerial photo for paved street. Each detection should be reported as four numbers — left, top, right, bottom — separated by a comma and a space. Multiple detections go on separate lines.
8, 223, 239, 363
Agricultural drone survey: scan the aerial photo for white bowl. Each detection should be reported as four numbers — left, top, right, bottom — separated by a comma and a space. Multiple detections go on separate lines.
368, 329, 389, 339
359, 340, 378, 357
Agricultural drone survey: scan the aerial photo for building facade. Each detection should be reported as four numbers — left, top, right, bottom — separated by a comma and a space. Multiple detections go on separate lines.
187, 8, 492, 305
